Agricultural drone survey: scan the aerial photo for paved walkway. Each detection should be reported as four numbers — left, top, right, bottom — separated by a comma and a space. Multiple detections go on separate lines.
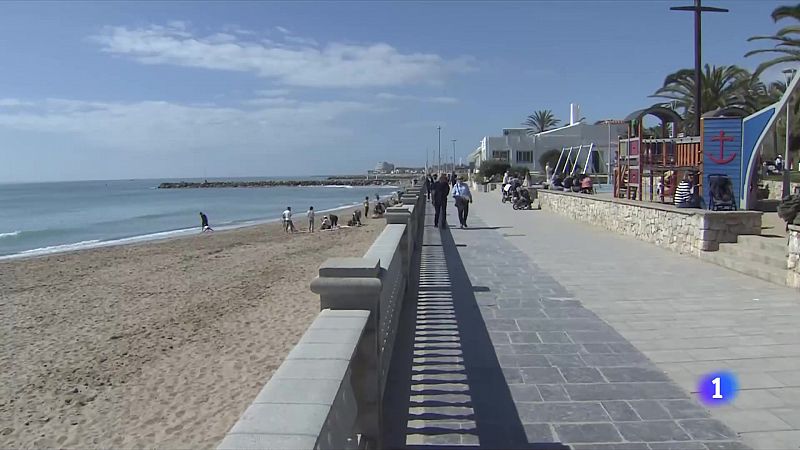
467, 192, 800, 449
381, 196, 782, 449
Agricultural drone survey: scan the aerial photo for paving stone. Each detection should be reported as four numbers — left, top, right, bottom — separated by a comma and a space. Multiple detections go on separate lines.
511, 343, 583, 355
566, 383, 689, 401
520, 367, 566, 384
560, 367, 605, 383
617, 421, 691, 442
568, 330, 628, 343
629, 400, 672, 420
554, 422, 622, 443
496, 354, 552, 367
523, 423, 555, 442
581, 353, 652, 367
660, 400, 711, 419
516, 402, 610, 423
581, 343, 614, 354
537, 384, 570, 401
601, 367, 671, 383
602, 400, 641, 421
538, 331, 574, 343
502, 367, 523, 384
702, 442, 751, 450
508, 332, 543, 344
678, 419, 738, 440
509, 384, 544, 402
546, 354, 586, 368
648, 443, 707, 450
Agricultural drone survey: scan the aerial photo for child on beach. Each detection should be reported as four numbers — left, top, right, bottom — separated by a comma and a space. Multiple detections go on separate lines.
307, 206, 315, 233
199, 212, 213, 232
364, 196, 370, 218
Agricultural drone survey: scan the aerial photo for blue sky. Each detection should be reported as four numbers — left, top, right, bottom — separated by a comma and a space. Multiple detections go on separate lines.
0, 0, 793, 182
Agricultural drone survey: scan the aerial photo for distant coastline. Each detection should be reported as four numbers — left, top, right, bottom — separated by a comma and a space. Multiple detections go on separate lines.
158, 176, 416, 189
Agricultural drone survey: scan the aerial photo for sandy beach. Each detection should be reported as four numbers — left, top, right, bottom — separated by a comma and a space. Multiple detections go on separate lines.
1, 207, 384, 449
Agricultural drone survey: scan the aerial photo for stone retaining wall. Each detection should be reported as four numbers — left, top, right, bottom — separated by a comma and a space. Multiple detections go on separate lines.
789, 225, 800, 289
537, 190, 762, 256
761, 180, 800, 200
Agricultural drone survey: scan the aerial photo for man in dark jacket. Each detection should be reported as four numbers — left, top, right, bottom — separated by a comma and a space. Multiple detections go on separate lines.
432, 174, 450, 229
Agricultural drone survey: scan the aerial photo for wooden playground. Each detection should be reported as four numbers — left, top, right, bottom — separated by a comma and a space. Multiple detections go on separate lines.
615, 106, 704, 204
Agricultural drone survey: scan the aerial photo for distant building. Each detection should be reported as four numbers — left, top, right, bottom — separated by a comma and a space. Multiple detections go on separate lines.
374, 161, 395, 173
468, 104, 627, 174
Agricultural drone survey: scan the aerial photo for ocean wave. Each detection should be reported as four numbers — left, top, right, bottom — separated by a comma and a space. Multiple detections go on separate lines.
0, 231, 20, 239
322, 185, 354, 189
16, 240, 102, 257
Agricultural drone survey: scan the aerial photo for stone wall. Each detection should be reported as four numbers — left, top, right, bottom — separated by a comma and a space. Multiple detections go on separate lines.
761, 180, 800, 200
789, 225, 800, 289
537, 190, 762, 256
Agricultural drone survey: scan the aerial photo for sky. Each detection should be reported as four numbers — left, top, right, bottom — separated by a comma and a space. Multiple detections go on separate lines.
0, 0, 794, 182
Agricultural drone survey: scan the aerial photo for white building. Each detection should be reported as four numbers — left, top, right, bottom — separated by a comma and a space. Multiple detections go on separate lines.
374, 161, 395, 173
468, 104, 627, 174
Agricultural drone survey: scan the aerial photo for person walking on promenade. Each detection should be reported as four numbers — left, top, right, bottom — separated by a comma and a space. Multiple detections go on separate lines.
452, 176, 473, 228
426, 174, 434, 201
199, 212, 213, 232
433, 173, 450, 229
307, 206, 315, 233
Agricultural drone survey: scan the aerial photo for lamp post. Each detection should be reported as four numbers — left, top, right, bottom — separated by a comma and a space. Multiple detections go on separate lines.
437, 126, 442, 174
670, 0, 728, 135
451, 139, 457, 174
782, 68, 796, 197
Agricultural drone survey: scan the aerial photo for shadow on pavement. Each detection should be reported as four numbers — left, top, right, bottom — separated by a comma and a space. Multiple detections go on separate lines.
381, 213, 569, 450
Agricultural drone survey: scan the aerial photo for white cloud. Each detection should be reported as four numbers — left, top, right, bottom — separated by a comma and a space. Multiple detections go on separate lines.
376, 93, 458, 104
275, 26, 290, 34
255, 89, 291, 97
91, 23, 474, 88
0, 98, 34, 107
0, 97, 376, 151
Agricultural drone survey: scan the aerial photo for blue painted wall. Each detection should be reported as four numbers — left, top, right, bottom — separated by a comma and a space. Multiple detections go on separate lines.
741, 108, 775, 207
702, 118, 743, 209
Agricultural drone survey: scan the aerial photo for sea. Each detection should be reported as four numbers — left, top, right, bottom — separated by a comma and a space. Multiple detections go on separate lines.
0, 178, 403, 260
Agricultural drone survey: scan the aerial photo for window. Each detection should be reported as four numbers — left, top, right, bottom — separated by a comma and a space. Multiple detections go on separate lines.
492, 150, 510, 161
516, 151, 534, 163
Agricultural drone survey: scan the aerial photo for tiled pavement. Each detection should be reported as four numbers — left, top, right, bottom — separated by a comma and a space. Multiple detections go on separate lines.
468, 192, 800, 449
382, 201, 750, 449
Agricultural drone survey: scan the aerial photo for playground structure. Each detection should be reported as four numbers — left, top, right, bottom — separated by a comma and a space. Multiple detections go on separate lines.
613, 75, 799, 211
614, 106, 701, 202
552, 143, 598, 176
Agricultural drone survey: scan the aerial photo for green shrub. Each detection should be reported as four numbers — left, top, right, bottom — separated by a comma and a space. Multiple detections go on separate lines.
478, 161, 510, 181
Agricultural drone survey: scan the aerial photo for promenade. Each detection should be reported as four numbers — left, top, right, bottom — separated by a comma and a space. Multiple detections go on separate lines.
382, 191, 800, 449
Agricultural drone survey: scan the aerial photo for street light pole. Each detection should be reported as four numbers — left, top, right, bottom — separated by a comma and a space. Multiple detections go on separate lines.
670, 0, 728, 135
437, 126, 442, 174
451, 139, 457, 174
783, 68, 796, 197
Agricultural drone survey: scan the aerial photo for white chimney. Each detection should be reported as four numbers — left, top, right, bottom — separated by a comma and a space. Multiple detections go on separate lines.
569, 103, 580, 125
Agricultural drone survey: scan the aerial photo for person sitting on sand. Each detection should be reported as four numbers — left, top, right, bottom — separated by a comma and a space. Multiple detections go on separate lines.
282, 206, 296, 233
353, 209, 362, 226
321, 215, 332, 230
372, 202, 386, 218
199, 212, 213, 232
307, 206, 315, 233
329, 213, 339, 228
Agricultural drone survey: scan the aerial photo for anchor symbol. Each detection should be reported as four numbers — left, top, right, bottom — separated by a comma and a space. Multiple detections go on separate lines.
708, 130, 736, 164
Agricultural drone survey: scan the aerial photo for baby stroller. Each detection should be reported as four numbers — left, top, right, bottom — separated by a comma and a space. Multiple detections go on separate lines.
501, 183, 513, 203
513, 188, 533, 210
707, 174, 736, 211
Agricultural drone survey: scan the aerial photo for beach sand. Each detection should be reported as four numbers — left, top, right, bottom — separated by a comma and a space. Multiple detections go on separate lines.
1, 207, 384, 449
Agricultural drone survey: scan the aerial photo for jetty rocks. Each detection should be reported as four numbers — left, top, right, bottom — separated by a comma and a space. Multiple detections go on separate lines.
157, 179, 401, 189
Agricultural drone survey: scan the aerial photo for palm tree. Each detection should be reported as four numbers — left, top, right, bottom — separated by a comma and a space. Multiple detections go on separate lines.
523, 110, 561, 135
651, 64, 752, 135
745, 4, 800, 76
